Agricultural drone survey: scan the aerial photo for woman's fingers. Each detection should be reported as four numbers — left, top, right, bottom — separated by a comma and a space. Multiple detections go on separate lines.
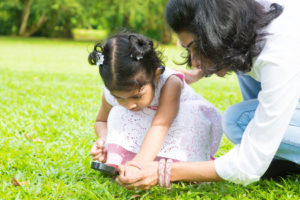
118, 175, 155, 190
115, 162, 159, 190
130, 173, 157, 190
117, 166, 143, 184
117, 165, 126, 176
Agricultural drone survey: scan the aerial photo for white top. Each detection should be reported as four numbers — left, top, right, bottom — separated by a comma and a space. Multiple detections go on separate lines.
215, 0, 300, 185
104, 67, 223, 162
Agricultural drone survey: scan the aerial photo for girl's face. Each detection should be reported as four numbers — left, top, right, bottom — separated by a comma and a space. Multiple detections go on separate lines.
178, 31, 228, 77
110, 83, 155, 111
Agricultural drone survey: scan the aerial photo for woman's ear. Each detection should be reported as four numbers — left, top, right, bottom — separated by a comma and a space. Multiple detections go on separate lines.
154, 68, 162, 83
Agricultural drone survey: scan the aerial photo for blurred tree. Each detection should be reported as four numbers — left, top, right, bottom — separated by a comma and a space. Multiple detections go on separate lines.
0, 0, 172, 43
0, 0, 84, 37
84, 0, 171, 43
0, 0, 20, 35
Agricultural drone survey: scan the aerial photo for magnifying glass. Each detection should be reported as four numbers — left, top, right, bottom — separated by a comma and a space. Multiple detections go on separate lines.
91, 161, 119, 176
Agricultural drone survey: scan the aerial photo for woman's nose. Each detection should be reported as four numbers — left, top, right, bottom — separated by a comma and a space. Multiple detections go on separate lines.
190, 52, 201, 68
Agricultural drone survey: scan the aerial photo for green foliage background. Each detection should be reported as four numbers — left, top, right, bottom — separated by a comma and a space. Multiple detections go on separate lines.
0, 0, 171, 42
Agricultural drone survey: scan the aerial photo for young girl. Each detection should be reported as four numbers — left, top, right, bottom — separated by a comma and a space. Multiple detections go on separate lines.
89, 33, 223, 172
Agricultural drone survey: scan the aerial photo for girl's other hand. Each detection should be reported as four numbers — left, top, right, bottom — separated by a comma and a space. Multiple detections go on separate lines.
90, 139, 107, 163
116, 161, 159, 190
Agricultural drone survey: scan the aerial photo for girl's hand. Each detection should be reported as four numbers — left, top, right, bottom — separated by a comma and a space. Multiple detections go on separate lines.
90, 138, 107, 163
116, 161, 159, 190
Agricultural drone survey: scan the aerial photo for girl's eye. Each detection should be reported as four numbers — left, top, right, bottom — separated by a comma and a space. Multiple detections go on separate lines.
115, 97, 124, 101
132, 95, 142, 99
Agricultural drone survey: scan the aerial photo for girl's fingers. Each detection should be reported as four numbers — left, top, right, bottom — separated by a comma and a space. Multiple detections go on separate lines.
90, 148, 103, 156
98, 154, 106, 162
92, 153, 104, 161
90, 145, 97, 156
96, 139, 105, 148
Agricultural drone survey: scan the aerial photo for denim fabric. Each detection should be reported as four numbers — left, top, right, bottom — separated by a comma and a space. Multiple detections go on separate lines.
223, 74, 300, 164
237, 73, 261, 100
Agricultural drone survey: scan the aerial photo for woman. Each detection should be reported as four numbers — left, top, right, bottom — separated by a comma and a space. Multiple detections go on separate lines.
116, 0, 300, 189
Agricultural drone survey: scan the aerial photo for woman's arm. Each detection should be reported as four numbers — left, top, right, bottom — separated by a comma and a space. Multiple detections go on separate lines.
116, 160, 223, 190
133, 75, 183, 162
215, 68, 300, 185
171, 160, 222, 182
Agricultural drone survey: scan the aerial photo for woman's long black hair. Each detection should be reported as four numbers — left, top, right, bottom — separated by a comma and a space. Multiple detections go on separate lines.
165, 0, 283, 74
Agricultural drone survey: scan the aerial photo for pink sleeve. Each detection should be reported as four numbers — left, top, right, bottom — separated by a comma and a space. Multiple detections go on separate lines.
174, 73, 184, 83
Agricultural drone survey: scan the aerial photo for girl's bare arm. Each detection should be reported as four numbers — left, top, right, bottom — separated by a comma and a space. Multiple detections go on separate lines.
133, 75, 183, 162
94, 94, 112, 139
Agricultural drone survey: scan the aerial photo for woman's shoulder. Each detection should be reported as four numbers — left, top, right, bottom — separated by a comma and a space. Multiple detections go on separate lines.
252, 2, 300, 79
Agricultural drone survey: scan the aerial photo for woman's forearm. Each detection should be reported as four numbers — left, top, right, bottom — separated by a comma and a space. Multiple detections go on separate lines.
171, 160, 223, 182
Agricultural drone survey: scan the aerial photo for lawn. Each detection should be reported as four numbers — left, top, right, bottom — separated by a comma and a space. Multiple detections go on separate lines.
0, 36, 299, 200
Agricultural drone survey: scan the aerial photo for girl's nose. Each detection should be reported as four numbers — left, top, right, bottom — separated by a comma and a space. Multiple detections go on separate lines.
128, 103, 137, 110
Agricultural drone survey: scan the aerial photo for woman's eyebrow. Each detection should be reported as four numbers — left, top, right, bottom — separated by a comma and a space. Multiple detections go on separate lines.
187, 40, 196, 48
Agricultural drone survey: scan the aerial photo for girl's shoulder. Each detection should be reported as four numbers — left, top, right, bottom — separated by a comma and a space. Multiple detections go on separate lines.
158, 67, 184, 86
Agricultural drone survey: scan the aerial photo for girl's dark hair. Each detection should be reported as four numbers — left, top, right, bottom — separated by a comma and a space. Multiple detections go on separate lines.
165, 0, 283, 75
88, 33, 164, 91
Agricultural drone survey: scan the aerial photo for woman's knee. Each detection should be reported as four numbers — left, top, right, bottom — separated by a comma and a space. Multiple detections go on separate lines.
222, 105, 243, 144
222, 100, 258, 144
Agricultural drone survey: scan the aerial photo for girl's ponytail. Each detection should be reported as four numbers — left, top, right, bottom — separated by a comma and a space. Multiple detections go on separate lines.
129, 35, 153, 61
88, 43, 104, 66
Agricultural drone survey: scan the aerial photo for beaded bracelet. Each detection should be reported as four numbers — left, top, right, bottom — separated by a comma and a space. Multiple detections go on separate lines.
165, 159, 173, 189
158, 159, 166, 187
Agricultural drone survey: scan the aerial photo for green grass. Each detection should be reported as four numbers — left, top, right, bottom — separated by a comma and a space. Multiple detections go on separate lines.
0, 36, 299, 199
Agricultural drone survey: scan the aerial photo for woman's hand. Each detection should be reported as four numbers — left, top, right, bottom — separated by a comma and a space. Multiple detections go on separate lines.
90, 138, 107, 162
116, 161, 159, 190
177, 68, 203, 84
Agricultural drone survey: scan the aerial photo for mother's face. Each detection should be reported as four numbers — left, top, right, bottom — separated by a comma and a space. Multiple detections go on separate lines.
178, 31, 201, 68
178, 31, 228, 77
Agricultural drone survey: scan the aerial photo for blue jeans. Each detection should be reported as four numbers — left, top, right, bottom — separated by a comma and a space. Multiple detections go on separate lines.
223, 74, 300, 164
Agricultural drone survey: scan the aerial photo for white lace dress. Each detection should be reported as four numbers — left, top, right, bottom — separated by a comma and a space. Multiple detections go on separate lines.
104, 67, 223, 165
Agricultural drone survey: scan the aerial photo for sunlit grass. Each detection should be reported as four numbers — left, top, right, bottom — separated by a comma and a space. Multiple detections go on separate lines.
0, 36, 299, 199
